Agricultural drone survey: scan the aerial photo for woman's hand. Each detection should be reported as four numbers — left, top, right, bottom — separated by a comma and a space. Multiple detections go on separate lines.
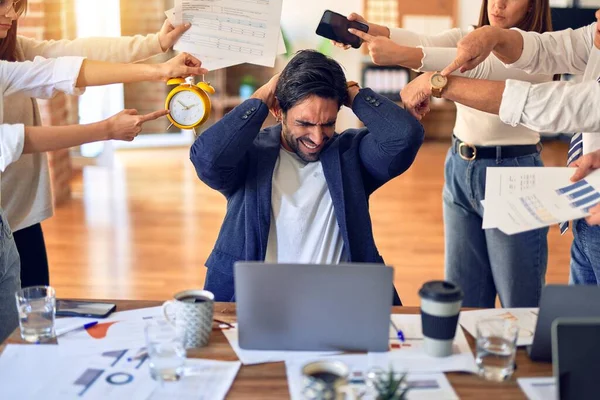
159, 52, 208, 80
347, 29, 403, 65
331, 12, 390, 50
105, 109, 169, 141
157, 20, 192, 52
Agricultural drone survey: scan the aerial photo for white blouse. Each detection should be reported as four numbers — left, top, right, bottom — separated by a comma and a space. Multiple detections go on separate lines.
0, 56, 85, 202
389, 27, 552, 146
3, 33, 162, 231
500, 24, 600, 154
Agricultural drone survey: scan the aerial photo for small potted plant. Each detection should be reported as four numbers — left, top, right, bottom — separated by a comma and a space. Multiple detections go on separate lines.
367, 367, 410, 400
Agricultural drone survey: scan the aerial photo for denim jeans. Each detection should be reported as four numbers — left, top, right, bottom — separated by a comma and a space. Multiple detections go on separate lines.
570, 219, 600, 284
0, 209, 21, 342
443, 148, 548, 308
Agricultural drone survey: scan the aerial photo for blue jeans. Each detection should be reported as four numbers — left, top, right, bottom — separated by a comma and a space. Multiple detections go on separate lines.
0, 208, 20, 342
570, 219, 600, 284
443, 148, 548, 308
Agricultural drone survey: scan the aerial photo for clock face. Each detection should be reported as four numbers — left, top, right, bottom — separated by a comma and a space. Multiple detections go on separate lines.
168, 90, 205, 127
432, 74, 448, 88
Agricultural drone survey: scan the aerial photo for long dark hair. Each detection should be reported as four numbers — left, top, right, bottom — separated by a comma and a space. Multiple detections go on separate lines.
478, 0, 553, 33
276, 50, 348, 113
0, 0, 28, 61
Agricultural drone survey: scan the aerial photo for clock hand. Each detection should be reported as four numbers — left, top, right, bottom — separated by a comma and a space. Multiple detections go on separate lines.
186, 103, 199, 110
177, 100, 187, 108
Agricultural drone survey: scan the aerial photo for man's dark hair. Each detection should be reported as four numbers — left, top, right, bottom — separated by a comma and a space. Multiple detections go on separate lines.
275, 50, 348, 113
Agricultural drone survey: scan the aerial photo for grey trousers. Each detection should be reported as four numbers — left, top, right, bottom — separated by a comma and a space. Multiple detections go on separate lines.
0, 209, 21, 342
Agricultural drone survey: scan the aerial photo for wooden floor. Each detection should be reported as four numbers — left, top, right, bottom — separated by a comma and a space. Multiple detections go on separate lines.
42, 141, 572, 306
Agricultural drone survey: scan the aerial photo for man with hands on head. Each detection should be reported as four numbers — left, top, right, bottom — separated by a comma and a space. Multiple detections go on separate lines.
400, 9, 600, 285
190, 50, 424, 304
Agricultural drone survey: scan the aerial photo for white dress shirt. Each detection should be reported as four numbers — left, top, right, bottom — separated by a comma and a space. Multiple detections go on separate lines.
264, 148, 347, 264
500, 24, 600, 153
0, 56, 85, 202
3, 34, 162, 231
389, 27, 552, 146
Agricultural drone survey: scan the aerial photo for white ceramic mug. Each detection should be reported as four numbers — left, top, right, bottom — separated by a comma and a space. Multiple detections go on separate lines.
162, 289, 214, 348
301, 360, 358, 400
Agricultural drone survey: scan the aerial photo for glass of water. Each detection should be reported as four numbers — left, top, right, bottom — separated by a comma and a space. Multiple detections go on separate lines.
145, 319, 187, 382
15, 286, 56, 342
475, 318, 519, 381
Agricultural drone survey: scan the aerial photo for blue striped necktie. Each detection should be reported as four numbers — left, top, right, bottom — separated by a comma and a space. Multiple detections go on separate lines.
559, 132, 584, 234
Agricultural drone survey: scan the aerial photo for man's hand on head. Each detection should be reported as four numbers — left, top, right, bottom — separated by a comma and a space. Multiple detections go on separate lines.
251, 73, 281, 118
400, 72, 433, 121
345, 81, 361, 108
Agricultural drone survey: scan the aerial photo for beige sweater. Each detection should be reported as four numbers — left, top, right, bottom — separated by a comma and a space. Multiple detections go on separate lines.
2, 33, 163, 231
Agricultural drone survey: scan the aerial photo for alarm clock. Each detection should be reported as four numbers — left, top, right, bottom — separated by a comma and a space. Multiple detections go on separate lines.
165, 76, 215, 134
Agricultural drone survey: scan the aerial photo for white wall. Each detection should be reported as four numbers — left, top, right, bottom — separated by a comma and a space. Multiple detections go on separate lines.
280, 0, 364, 130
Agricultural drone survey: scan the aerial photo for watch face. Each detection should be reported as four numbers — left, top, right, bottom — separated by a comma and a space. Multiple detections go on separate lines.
169, 90, 205, 126
432, 73, 448, 88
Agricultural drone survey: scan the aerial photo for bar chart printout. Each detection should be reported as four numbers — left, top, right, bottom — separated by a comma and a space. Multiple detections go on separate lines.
482, 168, 600, 235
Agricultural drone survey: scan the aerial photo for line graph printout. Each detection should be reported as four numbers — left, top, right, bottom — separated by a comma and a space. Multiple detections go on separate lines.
174, 0, 283, 67
482, 168, 600, 235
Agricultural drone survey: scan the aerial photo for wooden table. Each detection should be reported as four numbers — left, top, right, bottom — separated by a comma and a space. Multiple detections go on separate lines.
2, 301, 552, 399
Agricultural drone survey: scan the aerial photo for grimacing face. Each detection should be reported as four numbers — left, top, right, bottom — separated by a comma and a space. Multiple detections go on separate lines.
280, 95, 339, 163
487, 0, 530, 29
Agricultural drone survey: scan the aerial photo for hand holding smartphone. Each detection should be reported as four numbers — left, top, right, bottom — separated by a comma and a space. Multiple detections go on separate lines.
315, 10, 369, 49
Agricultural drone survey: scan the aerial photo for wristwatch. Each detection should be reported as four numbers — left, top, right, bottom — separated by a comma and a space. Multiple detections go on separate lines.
430, 72, 448, 98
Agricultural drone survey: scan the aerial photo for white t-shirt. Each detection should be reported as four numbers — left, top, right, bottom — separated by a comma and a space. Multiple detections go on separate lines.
389, 27, 552, 146
0, 56, 85, 204
500, 24, 600, 153
264, 148, 347, 264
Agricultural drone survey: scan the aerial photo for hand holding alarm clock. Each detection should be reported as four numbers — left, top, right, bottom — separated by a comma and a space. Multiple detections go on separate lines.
165, 76, 215, 135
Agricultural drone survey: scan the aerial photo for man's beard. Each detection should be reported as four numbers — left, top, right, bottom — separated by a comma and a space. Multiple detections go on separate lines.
282, 125, 327, 163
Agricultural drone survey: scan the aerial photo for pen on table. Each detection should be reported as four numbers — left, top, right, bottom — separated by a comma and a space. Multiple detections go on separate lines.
55, 321, 98, 337
390, 319, 405, 342
128, 350, 148, 362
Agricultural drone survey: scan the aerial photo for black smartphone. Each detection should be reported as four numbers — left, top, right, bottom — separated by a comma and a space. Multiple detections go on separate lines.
56, 300, 116, 318
315, 10, 369, 49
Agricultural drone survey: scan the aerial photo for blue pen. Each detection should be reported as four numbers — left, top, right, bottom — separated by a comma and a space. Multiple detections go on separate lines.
56, 321, 98, 337
390, 320, 405, 342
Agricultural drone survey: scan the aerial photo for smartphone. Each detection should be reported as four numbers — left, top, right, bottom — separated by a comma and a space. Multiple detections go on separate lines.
315, 10, 369, 49
56, 300, 116, 318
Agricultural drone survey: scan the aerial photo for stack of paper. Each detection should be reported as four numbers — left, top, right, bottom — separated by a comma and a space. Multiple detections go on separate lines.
459, 308, 538, 347
517, 377, 556, 400
368, 315, 478, 374
166, 0, 287, 71
0, 344, 240, 400
286, 354, 460, 400
483, 167, 600, 235
221, 323, 339, 365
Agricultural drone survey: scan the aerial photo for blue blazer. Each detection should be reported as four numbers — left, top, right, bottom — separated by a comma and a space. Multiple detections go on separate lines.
190, 88, 424, 304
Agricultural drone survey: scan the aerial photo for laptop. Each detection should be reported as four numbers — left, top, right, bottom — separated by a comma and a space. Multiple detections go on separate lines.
528, 285, 600, 362
552, 317, 600, 400
234, 262, 394, 352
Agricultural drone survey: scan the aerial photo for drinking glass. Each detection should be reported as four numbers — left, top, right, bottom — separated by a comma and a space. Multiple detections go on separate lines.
475, 318, 519, 381
15, 286, 56, 342
145, 319, 187, 382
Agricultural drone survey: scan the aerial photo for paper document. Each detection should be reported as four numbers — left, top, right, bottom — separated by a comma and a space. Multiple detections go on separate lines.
286, 354, 459, 400
166, 7, 286, 70
368, 315, 477, 373
173, 0, 284, 67
483, 168, 600, 234
459, 308, 538, 347
221, 324, 338, 365
148, 358, 241, 400
517, 377, 556, 400
0, 344, 240, 400
57, 307, 164, 352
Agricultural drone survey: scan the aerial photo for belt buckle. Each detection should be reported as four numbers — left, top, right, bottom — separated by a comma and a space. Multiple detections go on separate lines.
458, 142, 477, 161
